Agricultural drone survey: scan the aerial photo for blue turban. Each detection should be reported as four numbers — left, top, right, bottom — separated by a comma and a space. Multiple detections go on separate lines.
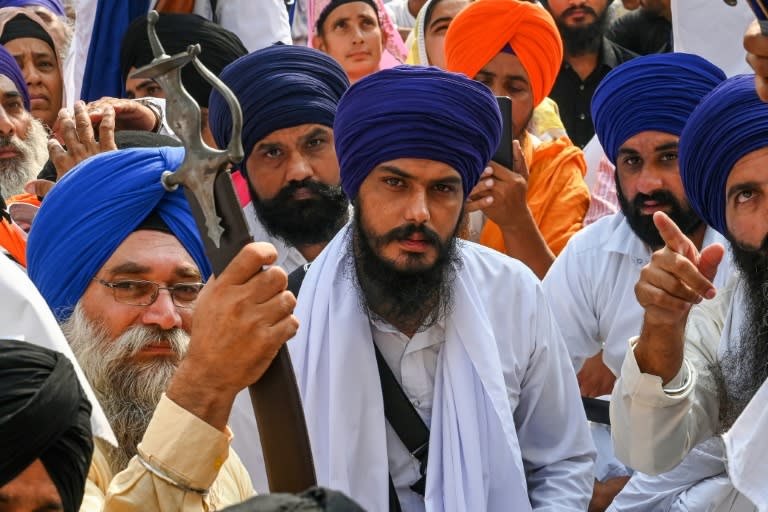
27, 147, 212, 321
209, 45, 349, 169
334, 65, 502, 199
679, 74, 768, 237
0, 43, 29, 110
591, 53, 726, 165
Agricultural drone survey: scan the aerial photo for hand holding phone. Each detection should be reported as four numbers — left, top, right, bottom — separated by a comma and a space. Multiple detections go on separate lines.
492, 96, 514, 169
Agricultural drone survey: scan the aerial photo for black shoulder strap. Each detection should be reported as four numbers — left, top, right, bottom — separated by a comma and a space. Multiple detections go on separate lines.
287, 263, 310, 297
582, 396, 611, 425
373, 343, 430, 505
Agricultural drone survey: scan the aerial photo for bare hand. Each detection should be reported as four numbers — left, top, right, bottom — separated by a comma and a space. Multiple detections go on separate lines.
49, 101, 117, 179
24, 179, 55, 198
635, 212, 723, 328
589, 477, 630, 512
465, 140, 531, 230
577, 351, 616, 398
745, 19, 768, 102
166, 242, 299, 430
86, 96, 157, 132
633, 212, 724, 382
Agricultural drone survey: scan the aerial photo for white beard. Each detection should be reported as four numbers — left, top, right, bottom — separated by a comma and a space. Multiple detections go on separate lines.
0, 118, 49, 198
62, 303, 190, 475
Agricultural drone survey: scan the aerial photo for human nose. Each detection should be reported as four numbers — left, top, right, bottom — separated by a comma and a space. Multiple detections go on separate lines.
0, 108, 16, 137
21, 61, 41, 86
284, 151, 314, 182
635, 167, 664, 196
404, 188, 430, 225
140, 288, 183, 331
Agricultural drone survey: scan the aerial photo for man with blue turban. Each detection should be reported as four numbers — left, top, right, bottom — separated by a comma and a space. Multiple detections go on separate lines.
288, 65, 596, 512
544, 53, 732, 511
209, 45, 350, 274
208, 44, 350, 487
610, 74, 768, 510
26, 146, 299, 509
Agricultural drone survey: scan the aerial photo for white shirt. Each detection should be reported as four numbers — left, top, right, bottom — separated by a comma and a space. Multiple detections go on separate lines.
543, 212, 732, 376
193, 0, 292, 51
289, 225, 596, 512
385, 0, 416, 30
372, 317, 443, 512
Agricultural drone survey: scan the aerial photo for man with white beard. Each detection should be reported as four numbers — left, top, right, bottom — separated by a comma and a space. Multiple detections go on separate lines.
26, 146, 298, 510
0, 44, 49, 201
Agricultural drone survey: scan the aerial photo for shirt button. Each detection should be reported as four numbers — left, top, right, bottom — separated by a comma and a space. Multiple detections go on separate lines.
579, 84, 585, 91
412, 399, 421, 407
579, 113, 586, 120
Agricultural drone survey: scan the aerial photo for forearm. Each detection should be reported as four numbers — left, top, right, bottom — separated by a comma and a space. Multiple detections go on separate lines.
165, 359, 238, 432
633, 317, 687, 385
500, 212, 555, 279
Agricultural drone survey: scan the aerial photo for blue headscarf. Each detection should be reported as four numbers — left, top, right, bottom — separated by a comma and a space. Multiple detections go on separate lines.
591, 53, 726, 165
680, 74, 768, 237
0, 0, 65, 17
334, 65, 502, 199
209, 44, 349, 170
0, 43, 29, 110
27, 147, 212, 321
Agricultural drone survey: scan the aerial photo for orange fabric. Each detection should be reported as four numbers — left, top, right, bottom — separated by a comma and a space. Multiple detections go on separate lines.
479, 136, 590, 256
154, 0, 195, 12
444, 0, 563, 107
7, 193, 42, 208
0, 219, 26, 266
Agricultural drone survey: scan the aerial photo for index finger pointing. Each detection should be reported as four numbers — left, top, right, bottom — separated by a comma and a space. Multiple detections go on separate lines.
653, 211, 698, 262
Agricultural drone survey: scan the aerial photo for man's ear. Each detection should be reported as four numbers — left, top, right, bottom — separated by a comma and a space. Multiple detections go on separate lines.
313, 35, 326, 52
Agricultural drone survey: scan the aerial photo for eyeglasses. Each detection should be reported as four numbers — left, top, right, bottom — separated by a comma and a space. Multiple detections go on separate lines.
94, 279, 204, 308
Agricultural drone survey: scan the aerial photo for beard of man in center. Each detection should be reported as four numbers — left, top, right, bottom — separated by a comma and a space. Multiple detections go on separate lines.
349, 201, 463, 336
0, 118, 49, 198
62, 303, 190, 475
711, 234, 768, 432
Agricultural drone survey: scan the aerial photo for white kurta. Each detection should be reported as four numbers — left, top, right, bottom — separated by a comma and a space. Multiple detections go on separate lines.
611, 277, 759, 510
543, 212, 732, 376
288, 225, 596, 512
0, 254, 116, 446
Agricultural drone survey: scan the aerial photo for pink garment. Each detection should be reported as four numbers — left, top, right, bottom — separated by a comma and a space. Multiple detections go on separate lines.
583, 154, 619, 226
231, 169, 251, 207
307, 0, 407, 68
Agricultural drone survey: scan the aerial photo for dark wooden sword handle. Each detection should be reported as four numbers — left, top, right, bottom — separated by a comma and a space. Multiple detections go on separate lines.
183, 172, 317, 493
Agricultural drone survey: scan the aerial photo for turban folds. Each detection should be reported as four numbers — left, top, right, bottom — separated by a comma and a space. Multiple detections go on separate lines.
209, 44, 349, 169
444, 0, 562, 108
591, 53, 726, 165
0, 42, 28, 109
27, 146, 212, 320
120, 13, 247, 108
679, 74, 768, 236
334, 65, 502, 199
0, 0, 64, 16
0, 339, 93, 512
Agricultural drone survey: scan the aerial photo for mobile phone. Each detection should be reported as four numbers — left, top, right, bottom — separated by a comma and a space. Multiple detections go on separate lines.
493, 96, 514, 169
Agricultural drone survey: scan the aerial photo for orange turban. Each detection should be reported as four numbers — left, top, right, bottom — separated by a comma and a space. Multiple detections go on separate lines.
444, 0, 563, 108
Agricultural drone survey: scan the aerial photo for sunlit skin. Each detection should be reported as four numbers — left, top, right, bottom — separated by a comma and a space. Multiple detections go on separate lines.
616, 131, 685, 215
725, 146, 768, 249
245, 123, 339, 200
4, 38, 62, 128
79, 230, 200, 359
356, 158, 464, 270
424, 0, 469, 69
546, 0, 608, 28
474, 52, 534, 141
0, 459, 62, 512
0, 75, 32, 158
313, 2, 385, 83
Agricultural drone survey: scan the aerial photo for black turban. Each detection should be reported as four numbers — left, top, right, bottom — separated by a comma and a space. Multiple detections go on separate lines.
0, 339, 93, 512
221, 487, 365, 511
120, 12, 247, 107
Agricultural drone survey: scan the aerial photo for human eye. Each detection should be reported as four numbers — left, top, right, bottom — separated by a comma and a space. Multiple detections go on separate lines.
622, 155, 641, 167
333, 19, 348, 30
659, 151, 678, 162
146, 84, 163, 96
263, 147, 283, 159
432, 22, 450, 35
37, 59, 55, 70
4, 99, 22, 112
383, 176, 405, 188
306, 136, 328, 149
113, 280, 154, 300
171, 283, 203, 303
736, 189, 755, 204
433, 182, 457, 194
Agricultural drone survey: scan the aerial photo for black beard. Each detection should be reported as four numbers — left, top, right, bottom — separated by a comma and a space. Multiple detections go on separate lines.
251, 178, 350, 248
712, 234, 768, 432
350, 203, 462, 334
555, 5, 607, 56
616, 176, 703, 250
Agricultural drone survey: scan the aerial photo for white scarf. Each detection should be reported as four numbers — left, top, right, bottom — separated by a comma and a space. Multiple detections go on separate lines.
289, 225, 530, 512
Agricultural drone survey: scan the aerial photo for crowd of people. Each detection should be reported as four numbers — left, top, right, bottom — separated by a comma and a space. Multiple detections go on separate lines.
1, 0, 768, 511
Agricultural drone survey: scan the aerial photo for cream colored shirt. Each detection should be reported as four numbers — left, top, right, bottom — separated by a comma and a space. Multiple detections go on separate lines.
610, 277, 738, 475
81, 394, 255, 511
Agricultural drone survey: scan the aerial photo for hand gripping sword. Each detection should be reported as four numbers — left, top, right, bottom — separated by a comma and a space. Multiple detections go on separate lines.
130, 11, 316, 493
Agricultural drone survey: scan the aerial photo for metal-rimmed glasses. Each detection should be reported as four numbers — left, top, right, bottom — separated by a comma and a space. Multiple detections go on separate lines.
94, 279, 204, 308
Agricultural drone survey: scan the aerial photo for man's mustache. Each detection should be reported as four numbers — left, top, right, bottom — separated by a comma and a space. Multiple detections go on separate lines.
379, 223, 441, 246
562, 4, 598, 18
632, 190, 680, 212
